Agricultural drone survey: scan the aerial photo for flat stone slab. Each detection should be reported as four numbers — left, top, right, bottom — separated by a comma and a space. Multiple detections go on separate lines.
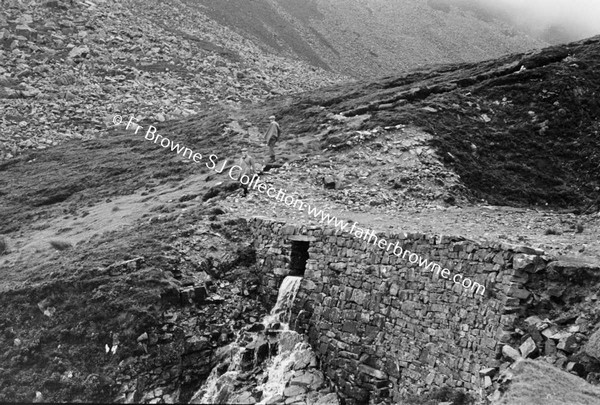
288, 235, 317, 242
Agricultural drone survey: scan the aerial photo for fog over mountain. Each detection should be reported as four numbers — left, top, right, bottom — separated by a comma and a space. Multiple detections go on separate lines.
452, 0, 600, 44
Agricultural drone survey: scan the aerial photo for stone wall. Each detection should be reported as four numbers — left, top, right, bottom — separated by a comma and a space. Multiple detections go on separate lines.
249, 217, 546, 404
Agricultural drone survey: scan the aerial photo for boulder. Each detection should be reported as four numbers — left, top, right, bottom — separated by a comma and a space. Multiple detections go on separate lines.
293, 349, 317, 370
524, 316, 543, 328
519, 337, 538, 358
193, 284, 207, 303
241, 335, 270, 369
315, 393, 340, 405
323, 175, 337, 189
15, 25, 37, 39
232, 391, 256, 404
479, 367, 496, 377
358, 364, 388, 380
566, 362, 586, 377
184, 335, 210, 354
557, 334, 581, 353
512, 254, 545, 273
542, 325, 559, 339
542, 340, 556, 357
584, 327, 600, 360
15, 14, 33, 25
68, 45, 90, 59
502, 345, 522, 361
283, 385, 307, 397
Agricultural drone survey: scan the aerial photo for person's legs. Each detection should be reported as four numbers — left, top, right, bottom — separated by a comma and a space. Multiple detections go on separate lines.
268, 140, 276, 161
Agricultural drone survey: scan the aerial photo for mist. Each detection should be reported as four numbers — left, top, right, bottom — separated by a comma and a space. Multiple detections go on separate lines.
452, 0, 600, 44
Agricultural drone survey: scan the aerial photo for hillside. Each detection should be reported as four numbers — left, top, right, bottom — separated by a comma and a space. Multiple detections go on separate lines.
0, 0, 347, 161
2, 0, 600, 404
194, 0, 546, 78
270, 36, 600, 211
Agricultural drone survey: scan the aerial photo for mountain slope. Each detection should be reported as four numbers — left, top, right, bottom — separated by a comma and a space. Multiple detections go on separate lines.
0, 0, 347, 161
260, 35, 600, 210
193, 0, 547, 78
2, 1, 600, 403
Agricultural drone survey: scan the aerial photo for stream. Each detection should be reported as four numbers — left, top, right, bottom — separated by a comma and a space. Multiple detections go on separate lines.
189, 276, 339, 404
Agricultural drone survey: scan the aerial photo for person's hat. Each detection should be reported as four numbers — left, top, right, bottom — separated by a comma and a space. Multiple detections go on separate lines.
269, 115, 275, 120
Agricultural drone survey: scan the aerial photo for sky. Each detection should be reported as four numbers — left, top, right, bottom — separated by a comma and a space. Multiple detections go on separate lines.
469, 0, 600, 41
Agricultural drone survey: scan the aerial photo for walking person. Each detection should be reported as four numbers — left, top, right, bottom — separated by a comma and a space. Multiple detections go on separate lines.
238, 148, 256, 196
264, 115, 281, 163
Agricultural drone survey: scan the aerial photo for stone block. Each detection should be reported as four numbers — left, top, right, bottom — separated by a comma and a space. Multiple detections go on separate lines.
358, 364, 388, 380
557, 334, 581, 353
479, 367, 496, 377
505, 284, 531, 300
519, 337, 538, 358
566, 362, 586, 377
329, 262, 347, 271
302, 279, 317, 291
584, 327, 600, 360
524, 315, 543, 327
184, 335, 210, 354
192, 284, 208, 304
15, 25, 37, 39
514, 245, 545, 255
512, 254, 546, 273
342, 321, 359, 334
273, 267, 290, 276
501, 345, 522, 361
493, 252, 505, 265
425, 372, 435, 385
545, 339, 557, 356
283, 385, 307, 397
282, 225, 296, 235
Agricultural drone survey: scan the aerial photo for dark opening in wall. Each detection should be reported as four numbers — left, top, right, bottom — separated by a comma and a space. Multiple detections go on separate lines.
290, 241, 309, 276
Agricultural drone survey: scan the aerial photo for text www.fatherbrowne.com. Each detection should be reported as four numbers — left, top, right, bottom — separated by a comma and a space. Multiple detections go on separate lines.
117, 115, 485, 296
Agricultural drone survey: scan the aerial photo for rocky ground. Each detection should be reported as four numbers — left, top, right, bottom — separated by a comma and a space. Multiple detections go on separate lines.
0, 205, 271, 403
0, 0, 347, 160
2, 0, 600, 404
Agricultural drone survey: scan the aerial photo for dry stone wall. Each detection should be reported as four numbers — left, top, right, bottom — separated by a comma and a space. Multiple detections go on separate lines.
249, 217, 546, 404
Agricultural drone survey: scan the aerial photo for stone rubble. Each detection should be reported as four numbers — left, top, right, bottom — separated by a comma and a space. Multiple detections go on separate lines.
480, 257, 600, 401
0, 0, 348, 160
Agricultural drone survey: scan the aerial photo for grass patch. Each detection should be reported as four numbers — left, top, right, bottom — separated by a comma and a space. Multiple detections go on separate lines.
403, 387, 475, 405
494, 359, 600, 405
